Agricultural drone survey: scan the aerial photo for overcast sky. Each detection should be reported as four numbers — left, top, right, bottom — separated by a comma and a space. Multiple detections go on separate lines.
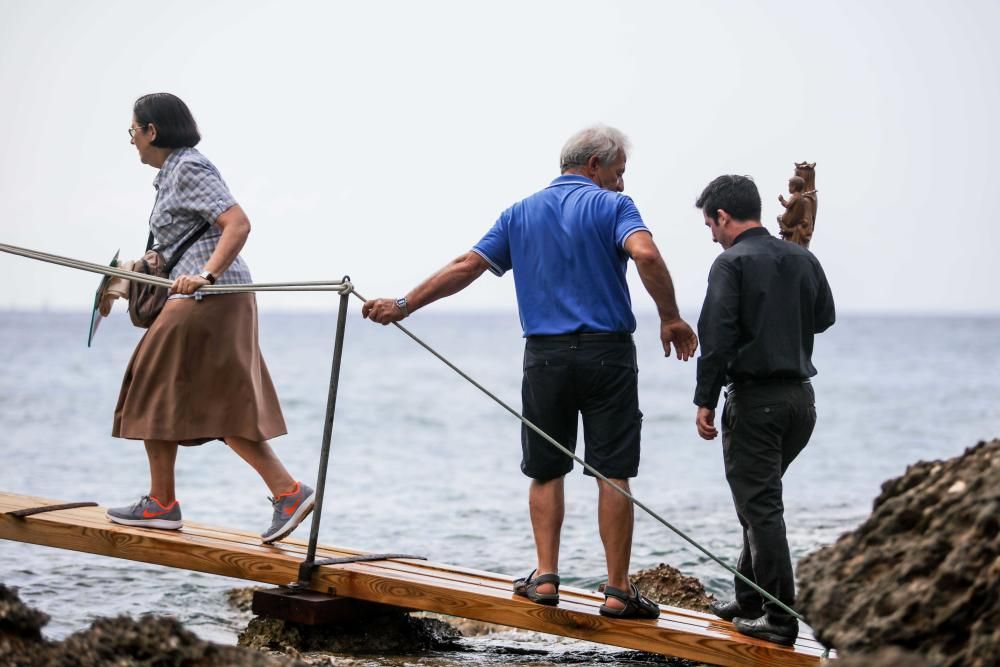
1, 0, 998, 315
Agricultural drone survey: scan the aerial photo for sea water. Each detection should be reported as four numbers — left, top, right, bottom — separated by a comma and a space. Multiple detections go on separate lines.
0, 310, 997, 659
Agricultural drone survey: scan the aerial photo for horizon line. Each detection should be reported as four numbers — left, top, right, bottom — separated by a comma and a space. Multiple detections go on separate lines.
1, 306, 998, 319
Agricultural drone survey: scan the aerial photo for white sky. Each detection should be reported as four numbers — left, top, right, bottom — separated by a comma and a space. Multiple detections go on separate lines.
1, 0, 998, 314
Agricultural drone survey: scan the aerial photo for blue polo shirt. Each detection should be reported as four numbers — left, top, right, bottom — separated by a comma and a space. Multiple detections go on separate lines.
472, 174, 649, 336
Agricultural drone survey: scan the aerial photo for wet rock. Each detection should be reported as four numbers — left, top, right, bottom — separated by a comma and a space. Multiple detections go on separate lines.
797, 439, 1000, 667
227, 586, 265, 614
0, 584, 50, 666
50, 615, 306, 666
0, 583, 49, 640
416, 612, 511, 636
239, 608, 461, 655
0, 584, 305, 667
629, 563, 715, 613
834, 647, 932, 667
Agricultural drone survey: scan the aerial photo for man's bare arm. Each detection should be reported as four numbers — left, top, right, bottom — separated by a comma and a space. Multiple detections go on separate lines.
623, 231, 698, 360
362, 251, 490, 325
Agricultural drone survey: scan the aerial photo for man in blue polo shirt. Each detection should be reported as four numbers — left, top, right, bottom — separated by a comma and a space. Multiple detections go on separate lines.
362, 125, 697, 618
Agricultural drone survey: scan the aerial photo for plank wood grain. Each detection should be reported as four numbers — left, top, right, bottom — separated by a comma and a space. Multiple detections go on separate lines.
0, 492, 831, 666
0, 494, 828, 654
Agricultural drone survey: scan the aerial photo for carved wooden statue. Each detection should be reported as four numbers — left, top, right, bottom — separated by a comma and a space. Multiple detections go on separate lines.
777, 161, 817, 248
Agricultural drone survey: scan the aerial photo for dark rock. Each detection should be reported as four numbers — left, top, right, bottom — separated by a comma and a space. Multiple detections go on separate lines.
0, 584, 305, 667
416, 611, 511, 636
0, 584, 51, 666
227, 586, 264, 614
239, 608, 461, 655
834, 647, 932, 667
629, 563, 715, 613
50, 615, 305, 667
797, 439, 1000, 667
0, 584, 49, 640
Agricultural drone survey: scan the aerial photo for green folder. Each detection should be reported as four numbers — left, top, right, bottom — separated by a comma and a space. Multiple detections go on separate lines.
88, 250, 120, 347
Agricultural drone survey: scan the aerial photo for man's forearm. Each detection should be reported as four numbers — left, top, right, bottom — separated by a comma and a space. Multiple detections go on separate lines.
361, 251, 490, 324
406, 252, 488, 314
634, 252, 682, 321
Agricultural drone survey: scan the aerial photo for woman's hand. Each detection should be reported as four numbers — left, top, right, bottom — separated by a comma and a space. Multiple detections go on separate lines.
170, 274, 211, 295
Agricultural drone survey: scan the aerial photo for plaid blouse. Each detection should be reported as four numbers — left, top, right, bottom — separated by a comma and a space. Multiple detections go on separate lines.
149, 147, 252, 299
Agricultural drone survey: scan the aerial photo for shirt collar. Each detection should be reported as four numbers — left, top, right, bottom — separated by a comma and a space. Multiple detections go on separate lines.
547, 174, 597, 188
732, 226, 770, 245
152, 148, 188, 189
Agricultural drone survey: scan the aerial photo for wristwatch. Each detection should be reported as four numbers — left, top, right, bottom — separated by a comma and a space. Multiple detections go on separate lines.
199, 270, 217, 285
395, 297, 409, 317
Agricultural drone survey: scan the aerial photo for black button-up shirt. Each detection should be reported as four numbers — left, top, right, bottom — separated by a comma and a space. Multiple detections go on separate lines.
694, 227, 835, 409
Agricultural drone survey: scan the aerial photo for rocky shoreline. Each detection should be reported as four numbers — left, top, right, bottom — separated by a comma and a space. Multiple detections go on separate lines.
797, 439, 1000, 667
4, 440, 997, 666
1, 562, 713, 667
0, 583, 307, 666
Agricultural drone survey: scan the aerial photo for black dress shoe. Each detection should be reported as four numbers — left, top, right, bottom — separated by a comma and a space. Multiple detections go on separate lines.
709, 599, 763, 622
732, 615, 798, 646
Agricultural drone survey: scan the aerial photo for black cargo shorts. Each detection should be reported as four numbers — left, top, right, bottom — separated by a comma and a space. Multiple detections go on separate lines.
520, 333, 642, 481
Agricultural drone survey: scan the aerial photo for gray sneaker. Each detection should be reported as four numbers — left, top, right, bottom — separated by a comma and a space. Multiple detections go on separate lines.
106, 495, 183, 530
261, 482, 316, 544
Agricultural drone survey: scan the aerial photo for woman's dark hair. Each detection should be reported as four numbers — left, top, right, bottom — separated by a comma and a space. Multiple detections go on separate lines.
695, 174, 761, 222
133, 93, 200, 148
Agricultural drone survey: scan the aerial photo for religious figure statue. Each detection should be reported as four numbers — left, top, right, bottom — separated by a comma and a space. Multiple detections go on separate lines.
777, 162, 817, 248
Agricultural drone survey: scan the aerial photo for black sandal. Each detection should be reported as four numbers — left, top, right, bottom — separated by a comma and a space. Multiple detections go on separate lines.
512, 569, 560, 605
599, 583, 660, 619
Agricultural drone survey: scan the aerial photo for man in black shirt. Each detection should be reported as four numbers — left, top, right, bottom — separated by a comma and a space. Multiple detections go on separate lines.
693, 175, 835, 646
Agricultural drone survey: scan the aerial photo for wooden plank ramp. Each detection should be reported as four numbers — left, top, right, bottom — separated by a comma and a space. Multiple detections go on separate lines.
0, 492, 831, 666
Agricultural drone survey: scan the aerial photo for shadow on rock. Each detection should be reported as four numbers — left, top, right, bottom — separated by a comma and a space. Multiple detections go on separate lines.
239, 608, 462, 655
797, 439, 1000, 667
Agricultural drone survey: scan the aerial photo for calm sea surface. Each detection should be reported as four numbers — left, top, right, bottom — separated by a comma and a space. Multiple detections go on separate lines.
1, 309, 998, 660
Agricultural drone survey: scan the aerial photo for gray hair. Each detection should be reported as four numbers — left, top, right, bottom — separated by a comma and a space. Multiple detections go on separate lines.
559, 125, 631, 172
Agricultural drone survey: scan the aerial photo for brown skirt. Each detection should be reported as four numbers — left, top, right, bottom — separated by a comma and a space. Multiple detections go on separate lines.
113, 293, 287, 445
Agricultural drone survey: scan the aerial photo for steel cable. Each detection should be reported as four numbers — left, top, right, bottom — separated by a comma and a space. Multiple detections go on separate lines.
0, 242, 351, 294
0, 241, 808, 624
349, 286, 806, 623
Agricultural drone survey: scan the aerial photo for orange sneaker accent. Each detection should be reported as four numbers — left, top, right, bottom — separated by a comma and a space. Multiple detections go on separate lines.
282, 497, 302, 517
148, 496, 178, 510
275, 482, 300, 499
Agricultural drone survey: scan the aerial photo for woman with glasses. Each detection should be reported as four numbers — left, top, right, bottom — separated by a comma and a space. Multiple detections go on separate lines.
107, 92, 314, 544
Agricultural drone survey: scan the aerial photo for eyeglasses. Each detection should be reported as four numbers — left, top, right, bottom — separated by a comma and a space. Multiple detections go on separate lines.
128, 124, 149, 138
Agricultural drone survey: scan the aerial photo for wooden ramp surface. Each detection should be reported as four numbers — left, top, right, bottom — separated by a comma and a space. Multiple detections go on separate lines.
0, 492, 830, 666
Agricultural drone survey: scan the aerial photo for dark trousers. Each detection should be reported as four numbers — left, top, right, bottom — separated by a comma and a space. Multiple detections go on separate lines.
721, 381, 816, 624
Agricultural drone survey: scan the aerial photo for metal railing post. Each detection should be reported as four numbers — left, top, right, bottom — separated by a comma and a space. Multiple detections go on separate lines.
296, 278, 351, 587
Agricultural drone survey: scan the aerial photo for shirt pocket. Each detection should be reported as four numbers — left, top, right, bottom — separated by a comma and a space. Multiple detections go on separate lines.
148, 209, 174, 240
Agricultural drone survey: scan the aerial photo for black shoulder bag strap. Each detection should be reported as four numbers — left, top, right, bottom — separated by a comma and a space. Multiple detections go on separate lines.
147, 221, 213, 274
